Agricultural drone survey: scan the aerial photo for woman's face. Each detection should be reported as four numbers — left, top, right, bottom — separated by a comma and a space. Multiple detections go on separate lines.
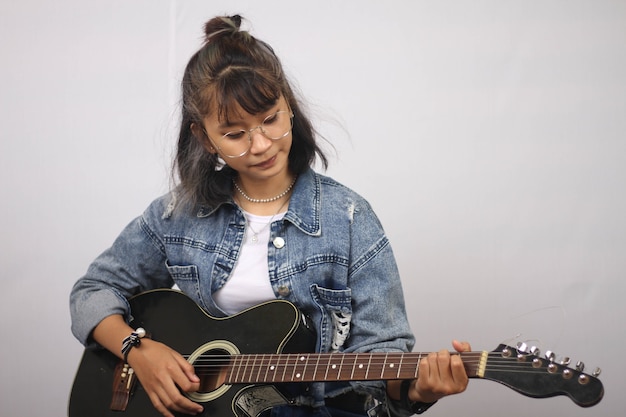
199, 96, 293, 183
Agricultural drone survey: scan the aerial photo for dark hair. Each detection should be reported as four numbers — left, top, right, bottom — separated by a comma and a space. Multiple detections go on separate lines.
174, 15, 328, 209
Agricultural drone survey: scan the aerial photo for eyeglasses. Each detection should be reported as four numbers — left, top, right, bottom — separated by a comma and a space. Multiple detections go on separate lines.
204, 110, 294, 158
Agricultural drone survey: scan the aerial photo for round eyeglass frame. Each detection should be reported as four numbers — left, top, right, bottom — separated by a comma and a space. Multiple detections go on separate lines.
203, 110, 294, 158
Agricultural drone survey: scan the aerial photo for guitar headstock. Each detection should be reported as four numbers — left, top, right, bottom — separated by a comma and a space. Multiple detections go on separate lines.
481, 343, 604, 407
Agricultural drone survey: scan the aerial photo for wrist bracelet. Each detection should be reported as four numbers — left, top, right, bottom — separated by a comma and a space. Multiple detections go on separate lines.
400, 379, 437, 415
121, 327, 147, 363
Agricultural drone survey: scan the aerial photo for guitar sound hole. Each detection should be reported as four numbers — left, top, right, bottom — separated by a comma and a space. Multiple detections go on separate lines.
194, 348, 231, 393
186, 339, 238, 402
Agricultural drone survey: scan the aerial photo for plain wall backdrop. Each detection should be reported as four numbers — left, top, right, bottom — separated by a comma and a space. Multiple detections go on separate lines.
1, 1, 624, 416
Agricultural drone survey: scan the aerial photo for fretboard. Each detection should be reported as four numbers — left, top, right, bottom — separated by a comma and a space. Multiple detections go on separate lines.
225, 352, 484, 384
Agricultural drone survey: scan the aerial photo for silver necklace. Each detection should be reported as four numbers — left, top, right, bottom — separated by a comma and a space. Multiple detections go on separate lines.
244, 198, 289, 243
234, 176, 297, 203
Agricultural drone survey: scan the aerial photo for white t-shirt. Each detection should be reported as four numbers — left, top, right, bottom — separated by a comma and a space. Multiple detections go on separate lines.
213, 210, 286, 315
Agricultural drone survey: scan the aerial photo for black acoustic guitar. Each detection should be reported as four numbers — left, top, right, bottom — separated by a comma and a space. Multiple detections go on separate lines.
69, 289, 604, 417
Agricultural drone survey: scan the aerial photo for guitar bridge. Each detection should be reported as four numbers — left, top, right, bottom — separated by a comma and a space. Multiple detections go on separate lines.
234, 385, 289, 417
110, 361, 137, 411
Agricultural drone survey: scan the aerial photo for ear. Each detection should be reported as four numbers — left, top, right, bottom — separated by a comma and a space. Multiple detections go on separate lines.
191, 122, 217, 154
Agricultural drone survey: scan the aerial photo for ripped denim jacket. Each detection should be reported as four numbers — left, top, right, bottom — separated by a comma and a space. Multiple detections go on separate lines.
70, 168, 416, 413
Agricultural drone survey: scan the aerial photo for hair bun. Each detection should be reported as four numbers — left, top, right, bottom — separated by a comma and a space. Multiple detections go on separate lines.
203, 15, 243, 43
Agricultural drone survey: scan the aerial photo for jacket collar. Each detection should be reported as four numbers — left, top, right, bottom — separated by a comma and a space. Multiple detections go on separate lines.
283, 168, 321, 236
194, 168, 322, 236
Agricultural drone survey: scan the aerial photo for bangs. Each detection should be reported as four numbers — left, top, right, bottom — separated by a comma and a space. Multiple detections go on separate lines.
211, 67, 282, 122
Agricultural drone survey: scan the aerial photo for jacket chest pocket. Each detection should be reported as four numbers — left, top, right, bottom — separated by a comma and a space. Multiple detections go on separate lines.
165, 263, 209, 311
309, 284, 352, 353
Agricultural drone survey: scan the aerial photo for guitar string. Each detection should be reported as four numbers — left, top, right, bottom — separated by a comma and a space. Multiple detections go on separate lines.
185, 366, 584, 379
184, 353, 564, 365
185, 353, 550, 363
188, 366, 574, 379
185, 362, 540, 373
184, 362, 556, 374
179, 353, 580, 377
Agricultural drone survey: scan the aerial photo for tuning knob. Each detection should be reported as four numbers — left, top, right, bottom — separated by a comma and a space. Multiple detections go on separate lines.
560, 357, 571, 366
592, 367, 602, 377
545, 350, 556, 362
576, 361, 585, 372
529, 346, 541, 356
517, 342, 528, 353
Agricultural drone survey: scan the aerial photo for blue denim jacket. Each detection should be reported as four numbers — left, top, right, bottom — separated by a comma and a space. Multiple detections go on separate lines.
70, 168, 416, 414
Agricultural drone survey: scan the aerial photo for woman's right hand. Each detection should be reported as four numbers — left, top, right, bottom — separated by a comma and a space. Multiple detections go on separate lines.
92, 315, 204, 417
126, 338, 204, 416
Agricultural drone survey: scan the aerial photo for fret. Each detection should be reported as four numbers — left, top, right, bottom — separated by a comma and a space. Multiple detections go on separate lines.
245, 354, 256, 382
354, 353, 368, 379
280, 353, 288, 382
384, 353, 402, 379
233, 354, 243, 383
224, 354, 234, 382
226, 354, 236, 383
311, 353, 321, 381
240, 353, 251, 383
294, 354, 303, 381
380, 352, 389, 379
254, 354, 265, 383
266, 354, 279, 382
348, 354, 358, 380
414, 354, 421, 378
262, 354, 270, 382
397, 353, 419, 379
328, 354, 341, 380
243, 354, 252, 383
365, 353, 373, 379
323, 354, 331, 380
300, 354, 310, 381
292, 354, 307, 381
286, 354, 294, 381
367, 353, 382, 379
337, 354, 346, 380
264, 354, 274, 382
264, 353, 279, 383
289, 354, 296, 381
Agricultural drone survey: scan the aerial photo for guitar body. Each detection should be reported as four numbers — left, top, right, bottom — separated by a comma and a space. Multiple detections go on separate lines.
69, 289, 316, 417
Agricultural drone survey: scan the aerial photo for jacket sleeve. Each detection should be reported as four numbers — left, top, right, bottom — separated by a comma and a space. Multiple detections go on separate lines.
69, 202, 174, 346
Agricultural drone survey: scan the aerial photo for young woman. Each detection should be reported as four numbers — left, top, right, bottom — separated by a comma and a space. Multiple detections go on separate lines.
70, 15, 470, 417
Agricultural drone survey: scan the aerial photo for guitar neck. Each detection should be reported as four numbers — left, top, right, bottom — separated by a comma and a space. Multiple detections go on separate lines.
222, 351, 485, 384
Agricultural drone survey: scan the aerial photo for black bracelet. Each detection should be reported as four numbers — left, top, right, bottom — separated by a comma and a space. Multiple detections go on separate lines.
121, 327, 147, 363
400, 379, 437, 415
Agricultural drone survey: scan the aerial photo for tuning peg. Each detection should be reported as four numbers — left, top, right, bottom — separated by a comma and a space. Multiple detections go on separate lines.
592, 367, 602, 377
516, 342, 528, 353
560, 357, 571, 366
576, 361, 585, 372
529, 346, 540, 356
545, 350, 556, 362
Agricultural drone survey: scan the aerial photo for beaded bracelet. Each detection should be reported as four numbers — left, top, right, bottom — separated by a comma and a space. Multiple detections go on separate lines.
400, 379, 437, 415
121, 327, 147, 363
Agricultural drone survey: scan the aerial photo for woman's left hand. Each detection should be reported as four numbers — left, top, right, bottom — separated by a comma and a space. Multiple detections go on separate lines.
408, 339, 471, 403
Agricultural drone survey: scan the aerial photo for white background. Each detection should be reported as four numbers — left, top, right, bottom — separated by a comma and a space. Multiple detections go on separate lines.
1, 1, 624, 416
